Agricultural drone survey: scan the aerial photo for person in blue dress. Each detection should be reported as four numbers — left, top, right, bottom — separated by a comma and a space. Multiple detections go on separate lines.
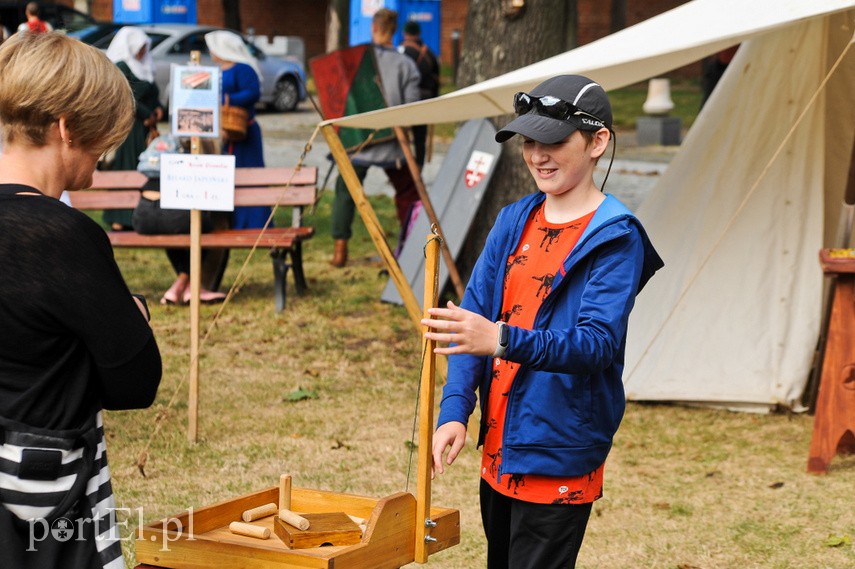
205, 30, 268, 229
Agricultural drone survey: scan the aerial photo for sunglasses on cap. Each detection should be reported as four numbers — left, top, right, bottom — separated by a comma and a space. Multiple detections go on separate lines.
513, 92, 607, 130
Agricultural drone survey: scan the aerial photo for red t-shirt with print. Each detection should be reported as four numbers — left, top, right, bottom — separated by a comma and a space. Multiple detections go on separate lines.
480, 202, 604, 504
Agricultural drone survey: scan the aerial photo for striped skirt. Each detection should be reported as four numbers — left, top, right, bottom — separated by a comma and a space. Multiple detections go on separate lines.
0, 412, 123, 569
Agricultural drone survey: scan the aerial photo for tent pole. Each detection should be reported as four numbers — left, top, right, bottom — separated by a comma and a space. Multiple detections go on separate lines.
394, 126, 466, 299
321, 124, 423, 328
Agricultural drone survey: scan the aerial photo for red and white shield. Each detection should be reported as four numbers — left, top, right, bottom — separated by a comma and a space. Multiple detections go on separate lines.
464, 151, 495, 188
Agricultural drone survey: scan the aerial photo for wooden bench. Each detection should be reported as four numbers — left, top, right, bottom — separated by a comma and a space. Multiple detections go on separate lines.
69, 167, 318, 312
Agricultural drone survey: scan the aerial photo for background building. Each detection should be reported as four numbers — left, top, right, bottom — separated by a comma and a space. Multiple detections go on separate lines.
79, 1, 691, 71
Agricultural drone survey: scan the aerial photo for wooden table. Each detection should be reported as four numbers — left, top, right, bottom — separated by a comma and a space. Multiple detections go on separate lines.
807, 249, 855, 473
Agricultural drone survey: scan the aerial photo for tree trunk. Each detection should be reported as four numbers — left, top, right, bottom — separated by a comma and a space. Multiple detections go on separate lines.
610, 0, 627, 34
222, 0, 242, 32
454, 0, 571, 289
326, 0, 349, 53
565, 0, 579, 50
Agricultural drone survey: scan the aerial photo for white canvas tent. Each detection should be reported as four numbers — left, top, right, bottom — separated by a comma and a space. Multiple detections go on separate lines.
323, 0, 855, 411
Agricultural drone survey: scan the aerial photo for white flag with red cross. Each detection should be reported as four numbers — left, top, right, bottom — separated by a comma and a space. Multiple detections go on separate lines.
464, 151, 495, 188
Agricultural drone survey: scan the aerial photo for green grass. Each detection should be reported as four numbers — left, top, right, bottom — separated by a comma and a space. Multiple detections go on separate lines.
608, 79, 702, 129
103, 193, 855, 568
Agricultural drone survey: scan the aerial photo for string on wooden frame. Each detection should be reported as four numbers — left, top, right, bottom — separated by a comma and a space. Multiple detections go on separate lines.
405, 227, 443, 493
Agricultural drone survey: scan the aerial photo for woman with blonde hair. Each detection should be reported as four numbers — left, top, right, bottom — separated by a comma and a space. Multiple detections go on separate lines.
0, 32, 162, 568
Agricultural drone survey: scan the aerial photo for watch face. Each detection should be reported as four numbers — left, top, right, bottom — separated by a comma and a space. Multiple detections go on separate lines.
499, 322, 509, 346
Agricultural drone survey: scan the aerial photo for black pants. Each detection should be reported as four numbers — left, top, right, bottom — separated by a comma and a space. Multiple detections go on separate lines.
131, 197, 214, 275
480, 479, 592, 569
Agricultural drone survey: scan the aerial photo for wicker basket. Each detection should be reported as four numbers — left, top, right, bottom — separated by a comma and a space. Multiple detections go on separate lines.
221, 95, 248, 142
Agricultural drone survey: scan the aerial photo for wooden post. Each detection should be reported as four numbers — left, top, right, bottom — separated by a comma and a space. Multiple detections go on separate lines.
415, 233, 439, 562
188, 204, 201, 443
321, 123, 423, 328
188, 51, 202, 443
393, 126, 465, 299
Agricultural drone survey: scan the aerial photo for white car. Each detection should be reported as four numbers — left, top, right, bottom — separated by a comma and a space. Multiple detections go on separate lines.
85, 23, 307, 112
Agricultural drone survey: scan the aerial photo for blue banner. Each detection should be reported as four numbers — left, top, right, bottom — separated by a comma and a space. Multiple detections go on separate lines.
113, 0, 197, 24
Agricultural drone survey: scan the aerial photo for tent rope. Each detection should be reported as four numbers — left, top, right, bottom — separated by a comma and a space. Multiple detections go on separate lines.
624, 34, 854, 389
135, 125, 322, 475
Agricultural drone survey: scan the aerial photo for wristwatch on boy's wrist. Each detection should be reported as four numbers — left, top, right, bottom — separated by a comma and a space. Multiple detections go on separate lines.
493, 321, 509, 358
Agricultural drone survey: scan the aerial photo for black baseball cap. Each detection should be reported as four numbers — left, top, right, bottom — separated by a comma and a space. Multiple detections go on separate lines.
495, 75, 613, 144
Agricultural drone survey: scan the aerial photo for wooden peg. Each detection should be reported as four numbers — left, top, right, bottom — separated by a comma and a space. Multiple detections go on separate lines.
241, 502, 278, 522
228, 521, 270, 539
278, 508, 310, 530
348, 514, 368, 535
279, 474, 292, 511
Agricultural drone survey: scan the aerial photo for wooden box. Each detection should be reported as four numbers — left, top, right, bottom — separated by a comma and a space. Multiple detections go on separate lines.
272, 512, 361, 549
135, 486, 459, 569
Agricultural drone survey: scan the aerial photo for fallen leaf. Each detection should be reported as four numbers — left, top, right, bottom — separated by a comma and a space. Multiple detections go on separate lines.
136, 451, 148, 478
768, 481, 784, 489
285, 387, 318, 402
823, 534, 851, 547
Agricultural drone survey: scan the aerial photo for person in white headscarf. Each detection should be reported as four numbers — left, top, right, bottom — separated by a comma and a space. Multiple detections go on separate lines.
103, 26, 163, 230
205, 30, 268, 230
106, 26, 156, 83
205, 29, 262, 82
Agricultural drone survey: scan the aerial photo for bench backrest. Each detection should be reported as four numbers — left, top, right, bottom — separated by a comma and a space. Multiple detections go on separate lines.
68, 167, 318, 211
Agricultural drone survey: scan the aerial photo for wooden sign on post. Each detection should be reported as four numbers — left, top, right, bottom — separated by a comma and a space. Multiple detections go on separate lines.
164, 49, 231, 443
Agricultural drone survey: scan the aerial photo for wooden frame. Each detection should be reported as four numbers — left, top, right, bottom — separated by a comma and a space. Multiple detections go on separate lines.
136, 487, 459, 569
134, 234, 458, 567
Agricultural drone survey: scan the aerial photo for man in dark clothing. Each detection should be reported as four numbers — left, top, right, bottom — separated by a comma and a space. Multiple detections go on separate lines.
329, 8, 421, 268
398, 20, 439, 170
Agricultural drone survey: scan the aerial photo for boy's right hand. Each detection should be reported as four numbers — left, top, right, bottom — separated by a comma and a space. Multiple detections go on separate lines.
432, 421, 467, 478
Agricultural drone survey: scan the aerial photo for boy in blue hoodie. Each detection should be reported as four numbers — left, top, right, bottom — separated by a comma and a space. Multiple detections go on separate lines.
423, 75, 663, 568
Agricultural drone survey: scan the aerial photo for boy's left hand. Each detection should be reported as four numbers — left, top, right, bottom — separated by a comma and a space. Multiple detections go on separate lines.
421, 300, 499, 356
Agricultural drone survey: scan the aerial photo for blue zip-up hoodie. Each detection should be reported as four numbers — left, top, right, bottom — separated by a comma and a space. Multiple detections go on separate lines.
436, 192, 663, 478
